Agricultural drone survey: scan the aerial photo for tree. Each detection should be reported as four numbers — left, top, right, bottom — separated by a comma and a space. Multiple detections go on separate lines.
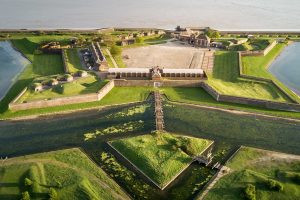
211, 31, 221, 39
135, 37, 143, 43
21, 191, 31, 200
49, 188, 58, 200
244, 184, 256, 200
267, 179, 283, 191
24, 178, 33, 186
110, 45, 121, 56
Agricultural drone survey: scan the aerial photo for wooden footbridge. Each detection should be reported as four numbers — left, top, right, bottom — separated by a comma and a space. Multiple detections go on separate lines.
154, 91, 165, 131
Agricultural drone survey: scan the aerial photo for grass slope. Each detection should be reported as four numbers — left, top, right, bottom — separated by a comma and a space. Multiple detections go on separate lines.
65, 48, 82, 73
207, 51, 291, 102
110, 132, 212, 187
161, 87, 300, 119
204, 147, 300, 200
164, 103, 300, 155
0, 148, 130, 200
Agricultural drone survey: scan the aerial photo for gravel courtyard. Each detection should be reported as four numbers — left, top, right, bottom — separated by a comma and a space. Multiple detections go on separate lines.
122, 41, 207, 69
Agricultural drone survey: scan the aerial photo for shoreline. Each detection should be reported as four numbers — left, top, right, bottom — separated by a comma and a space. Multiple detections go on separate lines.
0, 41, 31, 101
1, 27, 300, 34
268, 41, 300, 97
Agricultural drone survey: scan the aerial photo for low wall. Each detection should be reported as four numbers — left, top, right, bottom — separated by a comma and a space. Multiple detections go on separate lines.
97, 80, 115, 100
200, 82, 300, 112
114, 79, 203, 87
9, 80, 115, 111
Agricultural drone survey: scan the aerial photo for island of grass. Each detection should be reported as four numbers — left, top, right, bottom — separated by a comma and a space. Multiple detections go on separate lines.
109, 131, 213, 189
0, 148, 130, 200
203, 147, 300, 200
16, 73, 107, 103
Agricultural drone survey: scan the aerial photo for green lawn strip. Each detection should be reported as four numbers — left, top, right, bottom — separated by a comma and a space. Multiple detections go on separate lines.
161, 87, 300, 119
1, 87, 152, 119
110, 132, 212, 187
242, 43, 300, 103
204, 147, 300, 200
17, 75, 105, 103
208, 51, 292, 102
65, 48, 82, 73
0, 148, 130, 200
101, 48, 115, 68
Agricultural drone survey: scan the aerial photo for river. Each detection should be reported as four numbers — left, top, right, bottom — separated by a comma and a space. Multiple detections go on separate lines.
0, 0, 300, 30
0, 41, 30, 100
269, 42, 300, 96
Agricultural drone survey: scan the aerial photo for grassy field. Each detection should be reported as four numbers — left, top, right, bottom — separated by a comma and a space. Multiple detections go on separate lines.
17, 75, 106, 103
242, 43, 300, 103
1, 87, 152, 119
110, 132, 213, 188
204, 147, 300, 200
0, 148, 130, 200
161, 87, 300, 119
207, 51, 292, 102
164, 103, 300, 155
65, 48, 82, 73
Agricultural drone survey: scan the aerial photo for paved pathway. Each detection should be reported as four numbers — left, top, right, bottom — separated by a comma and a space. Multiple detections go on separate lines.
201, 51, 214, 72
197, 166, 230, 200
154, 91, 164, 131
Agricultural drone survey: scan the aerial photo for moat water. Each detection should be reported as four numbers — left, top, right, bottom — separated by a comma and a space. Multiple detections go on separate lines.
269, 42, 300, 96
0, 41, 30, 100
0, 0, 300, 30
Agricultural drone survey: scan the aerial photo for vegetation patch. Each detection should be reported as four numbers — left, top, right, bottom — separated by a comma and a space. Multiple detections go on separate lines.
84, 120, 144, 141
110, 131, 213, 188
0, 148, 130, 200
203, 147, 300, 200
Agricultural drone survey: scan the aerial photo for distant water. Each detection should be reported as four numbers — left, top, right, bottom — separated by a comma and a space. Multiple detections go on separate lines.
269, 43, 300, 96
0, 0, 300, 30
0, 41, 30, 100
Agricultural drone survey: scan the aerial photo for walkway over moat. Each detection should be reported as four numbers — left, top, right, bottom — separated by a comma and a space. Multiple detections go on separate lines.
154, 91, 165, 131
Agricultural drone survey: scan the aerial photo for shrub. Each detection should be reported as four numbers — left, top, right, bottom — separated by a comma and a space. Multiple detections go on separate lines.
49, 188, 58, 200
135, 37, 143, 43
244, 184, 256, 200
21, 191, 31, 200
24, 178, 33, 186
266, 179, 283, 191
110, 45, 121, 55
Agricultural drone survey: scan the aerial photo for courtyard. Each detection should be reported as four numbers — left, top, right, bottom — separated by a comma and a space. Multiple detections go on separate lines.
122, 41, 211, 69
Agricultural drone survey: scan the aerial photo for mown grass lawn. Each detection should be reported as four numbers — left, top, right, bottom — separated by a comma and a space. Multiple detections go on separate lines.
17, 75, 106, 103
0, 148, 130, 200
110, 132, 213, 188
207, 51, 292, 102
204, 147, 300, 200
161, 87, 300, 119
65, 48, 82, 73
242, 43, 300, 103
